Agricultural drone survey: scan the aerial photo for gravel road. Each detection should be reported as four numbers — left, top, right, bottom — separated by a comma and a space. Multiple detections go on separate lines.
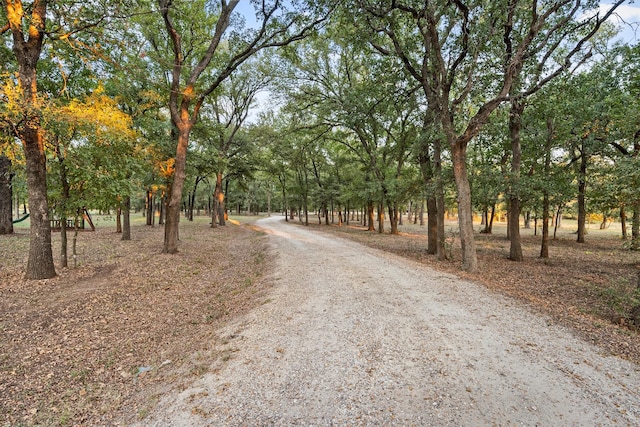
139, 215, 640, 426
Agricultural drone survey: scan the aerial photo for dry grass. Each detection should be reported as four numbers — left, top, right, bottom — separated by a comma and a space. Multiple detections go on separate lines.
0, 215, 272, 426
2, 212, 639, 426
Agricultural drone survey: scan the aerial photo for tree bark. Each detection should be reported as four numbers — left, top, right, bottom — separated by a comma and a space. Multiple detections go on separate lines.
164, 124, 191, 253
6, 0, 56, 279
215, 172, 226, 226
426, 197, 437, 254
388, 204, 398, 235
146, 188, 153, 226
367, 200, 375, 231
116, 207, 122, 233
0, 155, 13, 235
621, 206, 627, 240
450, 141, 477, 271
540, 119, 553, 258
576, 148, 587, 243
508, 99, 524, 261
632, 203, 640, 251
122, 196, 131, 241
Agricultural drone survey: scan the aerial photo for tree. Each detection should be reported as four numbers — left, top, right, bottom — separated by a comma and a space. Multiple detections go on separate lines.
0, 154, 12, 234
1, 0, 133, 278
146, 0, 331, 253
2, 1, 56, 278
358, 0, 624, 271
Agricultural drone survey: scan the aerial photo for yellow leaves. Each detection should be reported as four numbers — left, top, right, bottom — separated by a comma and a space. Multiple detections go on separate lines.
51, 87, 137, 144
5, 1, 24, 31
158, 158, 175, 178
0, 74, 25, 117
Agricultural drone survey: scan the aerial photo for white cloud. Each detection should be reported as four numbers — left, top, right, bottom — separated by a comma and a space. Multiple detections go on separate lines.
601, 4, 640, 25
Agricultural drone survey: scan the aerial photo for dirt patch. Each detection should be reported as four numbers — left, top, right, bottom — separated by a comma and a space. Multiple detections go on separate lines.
0, 218, 272, 426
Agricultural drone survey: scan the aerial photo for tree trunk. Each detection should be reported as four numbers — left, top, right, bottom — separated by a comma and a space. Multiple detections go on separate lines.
367, 200, 375, 231
621, 206, 627, 240
540, 121, 552, 258
540, 192, 550, 258
450, 141, 477, 271
434, 140, 446, 261
508, 99, 524, 261
427, 196, 437, 254
377, 202, 384, 233
164, 124, 191, 253
554, 207, 562, 240
215, 172, 226, 226
576, 151, 587, 243
55, 142, 71, 269
116, 207, 122, 233
146, 188, 153, 226
24, 123, 57, 279
0, 155, 13, 235
8, 1, 56, 279
122, 196, 131, 241
389, 203, 399, 235
632, 203, 640, 251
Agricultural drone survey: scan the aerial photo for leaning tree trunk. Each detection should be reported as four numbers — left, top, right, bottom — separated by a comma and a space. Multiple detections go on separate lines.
0, 155, 13, 235
621, 206, 627, 240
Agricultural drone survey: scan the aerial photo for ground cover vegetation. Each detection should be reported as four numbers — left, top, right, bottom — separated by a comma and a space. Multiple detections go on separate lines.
2, 0, 640, 423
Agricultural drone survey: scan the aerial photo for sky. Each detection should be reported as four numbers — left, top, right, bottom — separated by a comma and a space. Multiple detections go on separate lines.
599, 2, 640, 43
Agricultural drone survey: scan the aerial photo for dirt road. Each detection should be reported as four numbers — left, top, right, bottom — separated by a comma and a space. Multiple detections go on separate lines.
139, 216, 640, 426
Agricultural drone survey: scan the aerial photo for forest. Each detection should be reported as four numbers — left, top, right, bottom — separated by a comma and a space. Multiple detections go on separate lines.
1, 0, 639, 276
4, 1, 640, 425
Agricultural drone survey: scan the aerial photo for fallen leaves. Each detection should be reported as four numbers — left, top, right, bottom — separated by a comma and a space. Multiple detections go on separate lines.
0, 218, 272, 426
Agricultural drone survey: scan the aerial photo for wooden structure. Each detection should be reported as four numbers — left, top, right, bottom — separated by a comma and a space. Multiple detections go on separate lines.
50, 209, 96, 232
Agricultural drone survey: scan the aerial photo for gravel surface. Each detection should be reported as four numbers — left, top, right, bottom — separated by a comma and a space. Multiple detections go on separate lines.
139, 216, 640, 426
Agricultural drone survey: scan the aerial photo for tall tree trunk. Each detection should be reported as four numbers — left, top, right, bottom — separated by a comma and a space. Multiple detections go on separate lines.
116, 207, 122, 233
164, 125, 191, 253
389, 204, 399, 235
55, 142, 71, 268
215, 172, 226, 226
632, 203, 640, 251
122, 196, 131, 241
508, 99, 524, 261
7, 1, 56, 279
554, 207, 562, 240
418, 143, 443, 256
146, 188, 153, 226
540, 120, 553, 258
0, 155, 13, 235
621, 206, 627, 240
540, 192, 550, 258
434, 139, 446, 261
377, 202, 384, 233
576, 149, 587, 243
367, 200, 375, 231
427, 197, 437, 254
450, 141, 477, 271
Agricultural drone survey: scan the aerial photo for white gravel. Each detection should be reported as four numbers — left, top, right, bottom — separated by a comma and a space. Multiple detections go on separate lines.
139, 215, 640, 426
